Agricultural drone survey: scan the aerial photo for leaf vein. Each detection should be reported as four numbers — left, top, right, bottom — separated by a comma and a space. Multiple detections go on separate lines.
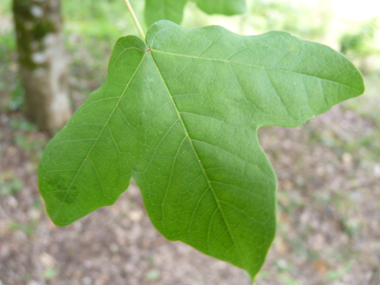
52, 53, 147, 220
151, 49, 361, 91
149, 52, 246, 266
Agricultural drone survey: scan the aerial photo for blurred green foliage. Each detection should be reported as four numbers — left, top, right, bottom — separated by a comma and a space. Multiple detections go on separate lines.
249, 0, 331, 39
7, 77, 25, 111
9, 118, 37, 132
63, 0, 143, 44
9, 222, 35, 236
0, 171, 23, 197
43, 268, 60, 280
0, 32, 23, 112
340, 18, 379, 58
0, 0, 11, 16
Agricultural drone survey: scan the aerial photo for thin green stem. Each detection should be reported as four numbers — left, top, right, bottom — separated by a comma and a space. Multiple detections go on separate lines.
123, 0, 145, 40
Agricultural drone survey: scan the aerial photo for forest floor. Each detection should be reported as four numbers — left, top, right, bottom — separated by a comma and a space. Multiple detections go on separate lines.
1, 4, 380, 284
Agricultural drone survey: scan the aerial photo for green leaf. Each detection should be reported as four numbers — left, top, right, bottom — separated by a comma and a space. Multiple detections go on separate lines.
38, 21, 364, 278
144, 0, 246, 26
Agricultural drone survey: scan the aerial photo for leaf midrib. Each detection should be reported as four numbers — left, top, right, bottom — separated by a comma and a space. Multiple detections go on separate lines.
151, 49, 362, 92
52, 53, 147, 222
147, 51, 245, 266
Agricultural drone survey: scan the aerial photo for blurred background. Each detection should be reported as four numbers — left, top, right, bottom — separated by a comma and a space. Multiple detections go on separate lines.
0, 0, 379, 284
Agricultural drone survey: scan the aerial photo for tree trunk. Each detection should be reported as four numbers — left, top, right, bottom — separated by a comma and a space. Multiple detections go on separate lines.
13, 0, 71, 134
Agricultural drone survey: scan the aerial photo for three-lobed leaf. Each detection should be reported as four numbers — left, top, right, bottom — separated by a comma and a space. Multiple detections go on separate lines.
144, 0, 246, 26
38, 20, 364, 278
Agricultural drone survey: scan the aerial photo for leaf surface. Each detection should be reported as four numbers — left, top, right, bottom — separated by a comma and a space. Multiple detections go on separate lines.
145, 0, 246, 26
38, 21, 364, 278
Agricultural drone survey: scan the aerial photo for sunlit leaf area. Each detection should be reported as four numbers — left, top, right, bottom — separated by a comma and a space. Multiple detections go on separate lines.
0, 0, 379, 284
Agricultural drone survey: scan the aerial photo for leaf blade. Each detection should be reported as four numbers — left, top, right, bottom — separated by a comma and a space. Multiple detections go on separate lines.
38, 36, 147, 226
147, 22, 364, 129
38, 21, 365, 278
140, 50, 275, 275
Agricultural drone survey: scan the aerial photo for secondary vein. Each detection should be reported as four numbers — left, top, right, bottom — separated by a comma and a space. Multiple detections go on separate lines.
52, 52, 147, 222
